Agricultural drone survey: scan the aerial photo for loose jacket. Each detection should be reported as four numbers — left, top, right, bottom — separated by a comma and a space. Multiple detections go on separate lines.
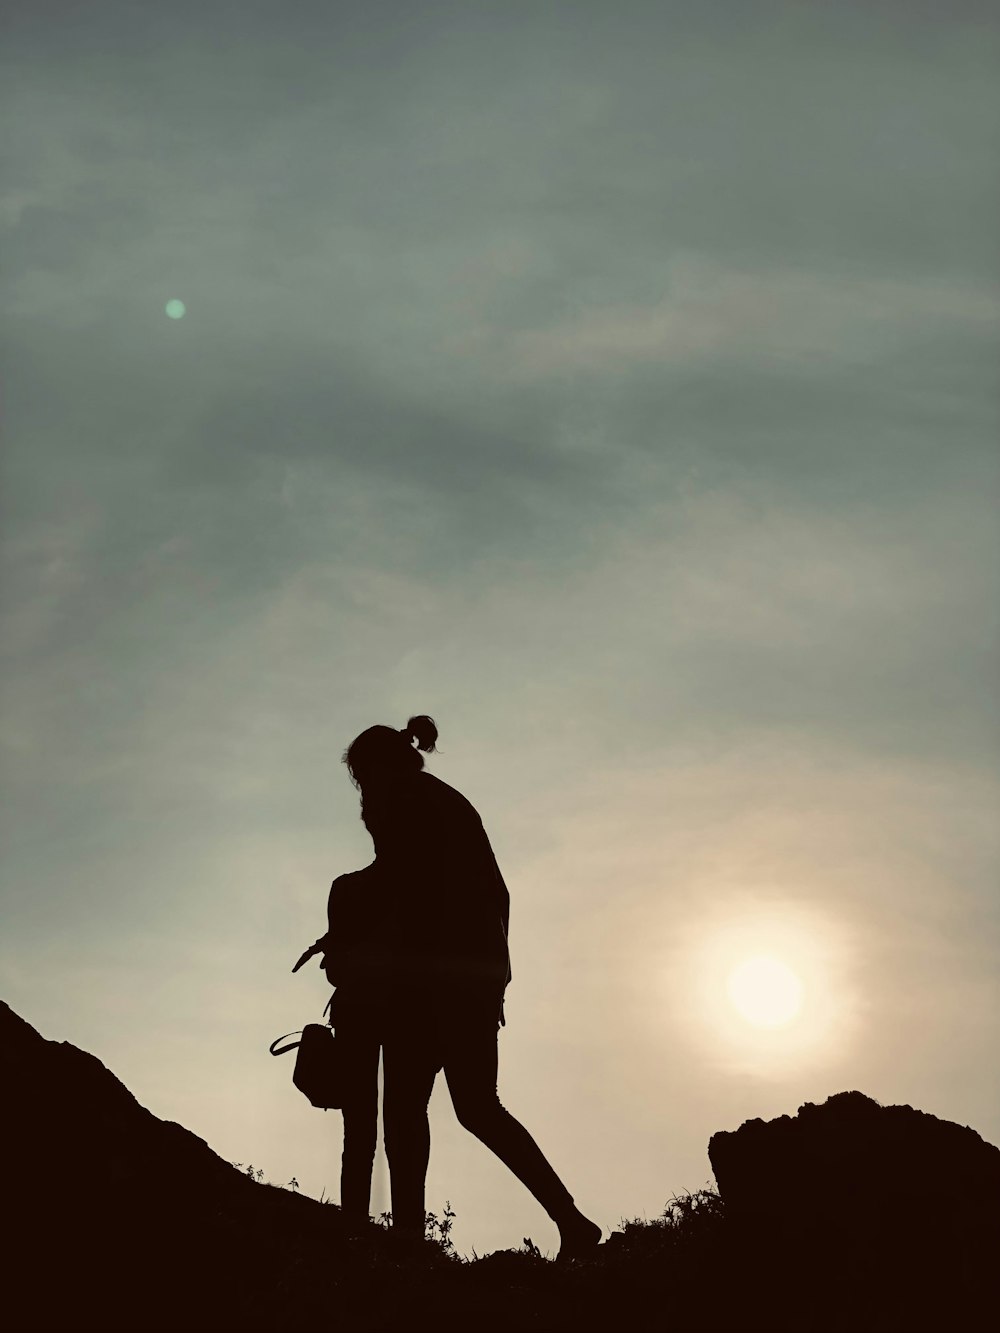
325, 772, 512, 1025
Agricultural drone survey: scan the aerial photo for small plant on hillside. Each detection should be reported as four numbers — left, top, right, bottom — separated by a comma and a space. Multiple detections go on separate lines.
610, 1186, 725, 1260
232, 1162, 266, 1183
376, 1202, 458, 1255
425, 1201, 456, 1253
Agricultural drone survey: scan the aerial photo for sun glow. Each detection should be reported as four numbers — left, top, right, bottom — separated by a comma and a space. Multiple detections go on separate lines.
661, 903, 854, 1074
726, 954, 804, 1028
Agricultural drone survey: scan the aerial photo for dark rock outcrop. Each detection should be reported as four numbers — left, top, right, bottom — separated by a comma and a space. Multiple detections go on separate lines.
709, 1090, 1000, 1332
709, 1086, 1000, 1231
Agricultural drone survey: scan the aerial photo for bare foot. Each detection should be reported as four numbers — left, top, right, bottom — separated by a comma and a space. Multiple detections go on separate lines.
556, 1210, 602, 1262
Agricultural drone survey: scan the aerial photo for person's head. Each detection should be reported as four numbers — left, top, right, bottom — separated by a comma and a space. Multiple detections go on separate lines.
343, 714, 438, 791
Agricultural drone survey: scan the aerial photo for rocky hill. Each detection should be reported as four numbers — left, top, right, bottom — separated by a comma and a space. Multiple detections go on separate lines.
2, 1000, 997, 1332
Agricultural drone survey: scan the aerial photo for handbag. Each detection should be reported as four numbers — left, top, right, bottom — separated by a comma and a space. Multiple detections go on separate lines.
269, 1019, 344, 1110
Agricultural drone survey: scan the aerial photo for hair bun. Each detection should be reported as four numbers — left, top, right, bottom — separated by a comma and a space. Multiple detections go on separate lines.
403, 715, 438, 753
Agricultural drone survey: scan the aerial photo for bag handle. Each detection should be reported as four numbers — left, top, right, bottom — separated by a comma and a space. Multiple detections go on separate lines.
271, 988, 333, 1056
269, 1030, 302, 1056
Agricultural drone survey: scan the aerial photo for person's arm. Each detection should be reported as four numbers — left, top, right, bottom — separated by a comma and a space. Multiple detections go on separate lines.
439, 802, 514, 996
491, 844, 513, 989
291, 935, 327, 973
289, 871, 346, 976
321, 873, 354, 986
321, 864, 382, 986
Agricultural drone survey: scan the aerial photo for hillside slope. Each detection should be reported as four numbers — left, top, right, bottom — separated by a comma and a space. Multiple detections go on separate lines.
2, 1000, 997, 1333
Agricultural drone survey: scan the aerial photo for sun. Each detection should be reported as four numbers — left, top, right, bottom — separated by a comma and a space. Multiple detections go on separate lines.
726, 954, 804, 1028
656, 903, 855, 1075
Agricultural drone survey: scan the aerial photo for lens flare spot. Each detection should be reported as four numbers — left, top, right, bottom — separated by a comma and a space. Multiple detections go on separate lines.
727, 955, 803, 1028
165, 299, 186, 319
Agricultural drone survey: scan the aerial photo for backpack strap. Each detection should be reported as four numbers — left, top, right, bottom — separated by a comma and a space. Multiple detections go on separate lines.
269, 1031, 302, 1056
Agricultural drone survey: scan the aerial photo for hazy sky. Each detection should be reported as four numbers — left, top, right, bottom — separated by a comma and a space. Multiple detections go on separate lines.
2, 1, 998, 1257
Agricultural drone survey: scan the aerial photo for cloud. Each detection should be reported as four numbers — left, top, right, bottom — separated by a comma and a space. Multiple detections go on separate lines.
503, 263, 1000, 378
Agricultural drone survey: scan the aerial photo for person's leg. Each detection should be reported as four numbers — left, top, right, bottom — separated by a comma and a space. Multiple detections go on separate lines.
381, 1032, 440, 1235
337, 1027, 381, 1223
442, 1021, 601, 1258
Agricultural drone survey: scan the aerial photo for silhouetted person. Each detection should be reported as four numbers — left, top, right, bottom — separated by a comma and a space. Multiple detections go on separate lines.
320, 865, 386, 1227
332, 714, 601, 1260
